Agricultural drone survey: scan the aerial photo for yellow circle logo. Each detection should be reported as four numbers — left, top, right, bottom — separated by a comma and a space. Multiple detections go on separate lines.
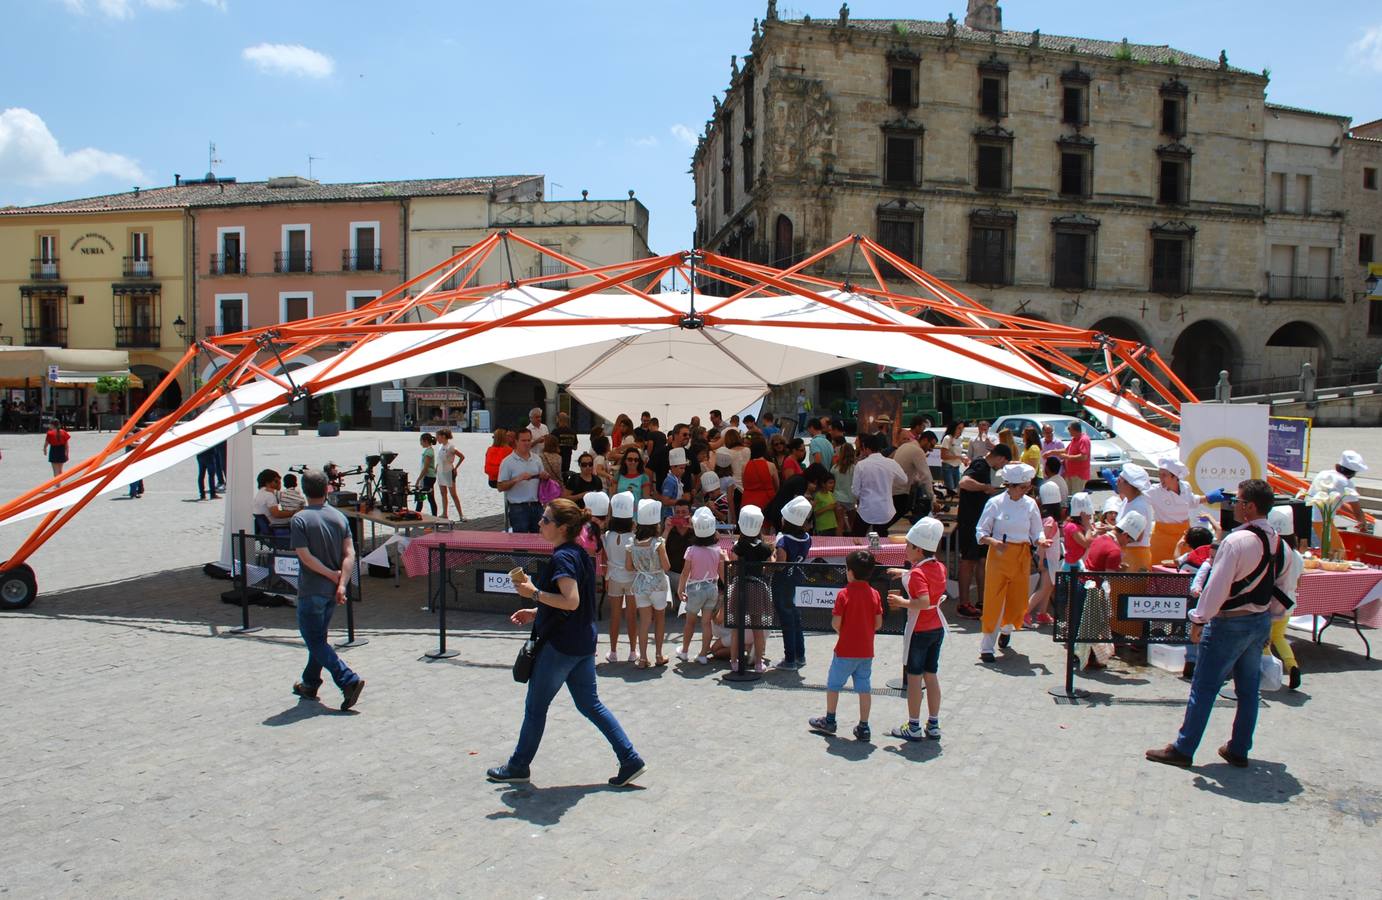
1185, 438, 1262, 496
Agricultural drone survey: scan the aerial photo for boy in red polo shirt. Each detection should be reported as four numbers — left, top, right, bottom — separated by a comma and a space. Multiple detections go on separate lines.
809, 550, 883, 741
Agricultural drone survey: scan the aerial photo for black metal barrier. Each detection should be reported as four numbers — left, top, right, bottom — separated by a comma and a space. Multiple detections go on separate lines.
227, 530, 365, 645
422, 545, 551, 660
1050, 569, 1193, 699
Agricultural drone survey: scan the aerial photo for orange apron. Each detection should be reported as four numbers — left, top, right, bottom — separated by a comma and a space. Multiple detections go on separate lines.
1111, 545, 1153, 637
981, 542, 1031, 633
1149, 520, 1187, 567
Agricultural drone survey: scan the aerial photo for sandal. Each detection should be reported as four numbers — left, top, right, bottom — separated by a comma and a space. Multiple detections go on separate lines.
605, 650, 618, 664
636, 658, 652, 669
656, 656, 669, 667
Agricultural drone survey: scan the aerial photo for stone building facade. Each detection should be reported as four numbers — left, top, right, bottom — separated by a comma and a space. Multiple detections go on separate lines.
1344, 119, 1382, 348
692, 0, 1378, 404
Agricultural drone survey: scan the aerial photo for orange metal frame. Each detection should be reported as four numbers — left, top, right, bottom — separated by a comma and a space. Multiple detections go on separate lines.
0, 232, 1318, 574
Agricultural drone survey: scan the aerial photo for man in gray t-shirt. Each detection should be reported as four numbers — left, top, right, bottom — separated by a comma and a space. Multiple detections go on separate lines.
289, 470, 364, 710
498, 429, 545, 532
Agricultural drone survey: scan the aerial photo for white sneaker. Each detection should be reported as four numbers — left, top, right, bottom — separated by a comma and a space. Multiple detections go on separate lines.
695, 655, 709, 665
675, 649, 688, 662
626, 650, 639, 663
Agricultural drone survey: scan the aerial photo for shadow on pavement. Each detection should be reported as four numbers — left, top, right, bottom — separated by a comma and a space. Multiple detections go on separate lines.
486, 782, 634, 826
262, 699, 356, 726
823, 734, 877, 761
883, 740, 943, 763
1191, 760, 1303, 804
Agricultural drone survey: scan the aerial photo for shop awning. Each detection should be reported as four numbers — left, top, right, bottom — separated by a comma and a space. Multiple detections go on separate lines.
0, 348, 132, 382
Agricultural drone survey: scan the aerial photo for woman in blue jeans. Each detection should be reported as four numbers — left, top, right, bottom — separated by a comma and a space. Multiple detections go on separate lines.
488, 498, 646, 787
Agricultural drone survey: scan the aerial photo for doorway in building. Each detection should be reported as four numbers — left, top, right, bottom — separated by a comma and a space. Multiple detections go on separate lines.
496, 372, 546, 432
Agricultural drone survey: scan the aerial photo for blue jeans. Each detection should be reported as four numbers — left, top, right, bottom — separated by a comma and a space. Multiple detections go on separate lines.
509, 501, 542, 534
296, 592, 359, 691
1174, 612, 1271, 758
197, 454, 216, 498
771, 572, 806, 663
942, 466, 960, 491
508, 646, 637, 771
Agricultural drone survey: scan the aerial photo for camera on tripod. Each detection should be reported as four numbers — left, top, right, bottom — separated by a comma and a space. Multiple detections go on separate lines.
363, 451, 409, 512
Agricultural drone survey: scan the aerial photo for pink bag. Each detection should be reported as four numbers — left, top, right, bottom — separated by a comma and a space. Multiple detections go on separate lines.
538, 475, 562, 504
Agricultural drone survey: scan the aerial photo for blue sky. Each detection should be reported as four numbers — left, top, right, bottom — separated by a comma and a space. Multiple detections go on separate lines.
2, 0, 1381, 255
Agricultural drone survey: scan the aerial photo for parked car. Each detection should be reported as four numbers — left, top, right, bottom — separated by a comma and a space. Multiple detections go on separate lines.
989, 414, 1131, 486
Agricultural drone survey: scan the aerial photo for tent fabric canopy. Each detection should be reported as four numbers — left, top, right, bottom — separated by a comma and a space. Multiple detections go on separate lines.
3, 232, 1287, 572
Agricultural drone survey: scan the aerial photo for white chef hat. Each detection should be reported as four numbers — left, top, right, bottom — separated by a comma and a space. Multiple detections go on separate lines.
715, 448, 733, 466
636, 498, 662, 526
1116, 510, 1148, 541
1156, 455, 1189, 479
1119, 463, 1152, 493
692, 506, 718, 538
668, 447, 688, 467
583, 491, 609, 517
1340, 450, 1368, 473
1069, 492, 1094, 517
1101, 495, 1122, 516
738, 505, 764, 537
782, 495, 813, 527
1038, 480, 1062, 506
905, 516, 944, 552
700, 470, 721, 493
610, 491, 636, 520
1001, 463, 1035, 485
1268, 506, 1295, 537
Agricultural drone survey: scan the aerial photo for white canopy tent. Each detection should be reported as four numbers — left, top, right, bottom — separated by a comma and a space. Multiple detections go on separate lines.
0, 285, 1076, 526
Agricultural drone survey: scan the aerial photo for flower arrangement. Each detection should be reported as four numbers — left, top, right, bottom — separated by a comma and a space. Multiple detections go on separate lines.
1301, 469, 1349, 560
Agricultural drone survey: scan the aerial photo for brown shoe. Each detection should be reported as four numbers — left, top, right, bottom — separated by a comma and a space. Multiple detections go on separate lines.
1217, 744, 1249, 768
341, 679, 365, 711
1145, 744, 1193, 768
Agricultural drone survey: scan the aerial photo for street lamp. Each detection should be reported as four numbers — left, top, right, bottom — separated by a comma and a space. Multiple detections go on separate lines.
173, 315, 189, 342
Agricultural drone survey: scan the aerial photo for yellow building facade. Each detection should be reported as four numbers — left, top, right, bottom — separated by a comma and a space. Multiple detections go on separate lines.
0, 205, 192, 417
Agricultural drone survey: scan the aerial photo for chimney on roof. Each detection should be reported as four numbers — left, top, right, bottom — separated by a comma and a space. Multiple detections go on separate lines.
965, 0, 1002, 32
174, 173, 181, 186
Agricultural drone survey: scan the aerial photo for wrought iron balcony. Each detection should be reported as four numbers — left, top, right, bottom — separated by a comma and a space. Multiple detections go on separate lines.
274, 250, 312, 273
1266, 274, 1343, 302
30, 258, 60, 280
342, 249, 382, 271
115, 325, 161, 348
209, 253, 247, 275
123, 256, 153, 278
24, 327, 67, 347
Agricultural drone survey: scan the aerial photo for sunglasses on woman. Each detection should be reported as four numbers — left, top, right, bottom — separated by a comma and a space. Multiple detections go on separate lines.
539, 514, 553, 526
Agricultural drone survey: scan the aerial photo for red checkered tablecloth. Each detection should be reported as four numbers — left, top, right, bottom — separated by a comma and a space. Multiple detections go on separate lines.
400, 531, 909, 577
1293, 568, 1382, 628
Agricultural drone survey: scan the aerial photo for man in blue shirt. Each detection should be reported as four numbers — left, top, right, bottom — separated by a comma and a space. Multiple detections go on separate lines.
758, 413, 781, 440
290, 470, 364, 710
805, 417, 833, 469
498, 429, 544, 532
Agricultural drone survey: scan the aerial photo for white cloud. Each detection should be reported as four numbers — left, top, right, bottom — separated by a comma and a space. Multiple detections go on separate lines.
0, 108, 147, 188
242, 43, 335, 79
632, 135, 659, 148
670, 124, 698, 147
59, 0, 225, 17
1350, 24, 1382, 74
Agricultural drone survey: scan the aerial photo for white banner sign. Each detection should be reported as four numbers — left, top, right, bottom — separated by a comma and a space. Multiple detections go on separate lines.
381, 389, 404, 403
480, 571, 519, 595
1179, 403, 1268, 496
793, 585, 839, 609
1122, 595, 1189, 620
273, 555, 301, 576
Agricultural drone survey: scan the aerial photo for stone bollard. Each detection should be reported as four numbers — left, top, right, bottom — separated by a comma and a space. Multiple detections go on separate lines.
1300, 362, 1316, 402
1214, 370, 1232, 402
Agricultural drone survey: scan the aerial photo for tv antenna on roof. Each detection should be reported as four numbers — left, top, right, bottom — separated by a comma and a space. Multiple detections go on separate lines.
208, 142, 222, 174
308, 155, 322, 179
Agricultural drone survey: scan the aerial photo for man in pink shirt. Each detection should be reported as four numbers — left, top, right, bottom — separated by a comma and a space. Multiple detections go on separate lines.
1146, 479, 1289, 769
1062, 421, 1091, 493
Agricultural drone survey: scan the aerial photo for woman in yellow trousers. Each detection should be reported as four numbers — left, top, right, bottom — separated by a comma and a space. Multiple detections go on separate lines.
1145, 455, 1209, 565
975, 463, 1048, 662
1266, 506, 1304, 689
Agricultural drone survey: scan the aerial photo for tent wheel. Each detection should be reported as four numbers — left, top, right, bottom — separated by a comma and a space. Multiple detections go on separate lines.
0, 564, 37, 610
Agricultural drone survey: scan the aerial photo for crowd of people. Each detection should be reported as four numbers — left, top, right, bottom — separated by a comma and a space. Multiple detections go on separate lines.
372, 399, 1371, 771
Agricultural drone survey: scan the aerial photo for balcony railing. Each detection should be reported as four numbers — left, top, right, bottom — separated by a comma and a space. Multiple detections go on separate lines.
525, 264, 568, 290
24, 327, 67, 347
342, 249, 382, 271
1266, 274, 1342, 302
30, 258, 60, 280
209, 253, 247, 275
205, 324, 246, 337
115, 325, 161, 348
122, 256, 153, 278
274, 251, 312, 273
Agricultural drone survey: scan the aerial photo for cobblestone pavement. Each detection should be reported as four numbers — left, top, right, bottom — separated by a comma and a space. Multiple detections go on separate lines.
1, 429, 1379, 897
